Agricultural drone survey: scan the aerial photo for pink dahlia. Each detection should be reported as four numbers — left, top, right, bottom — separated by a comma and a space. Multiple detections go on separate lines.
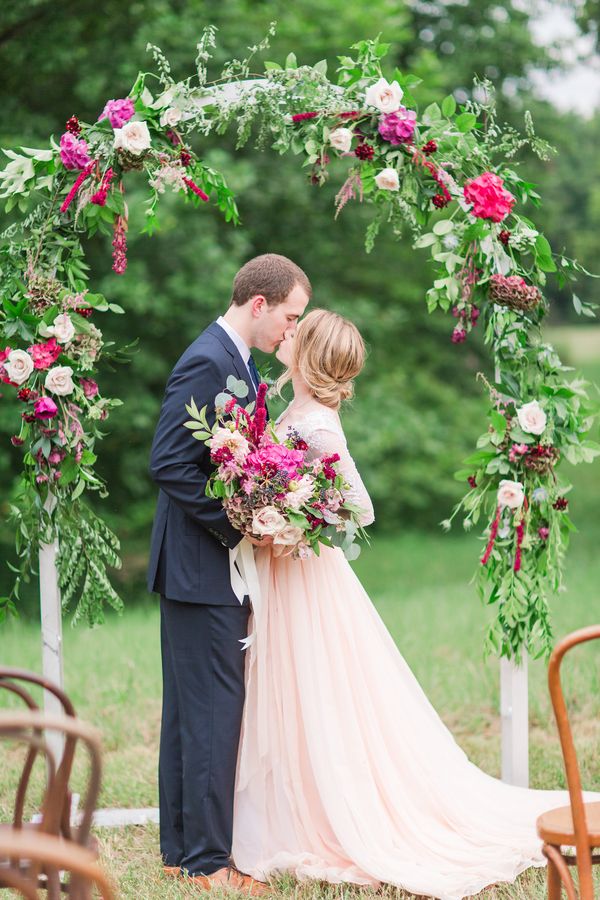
99, 98, 135, 129
463, 172, 515, 223
378, 108, 417, 145
59, 133, 92, 171
245, 441, 305, 478
28, 338, 61, 370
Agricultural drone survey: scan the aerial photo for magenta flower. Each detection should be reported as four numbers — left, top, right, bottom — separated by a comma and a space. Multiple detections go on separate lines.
378, 108, 417, 145
245, 441, 305, 478
463, 172, 515, 223
28, 338, 61, 371
99, 98, 135, 129
538, 526, 550, 540
59, 133, 92, 170
80, 377, 99, 399
33, 396, 58, 420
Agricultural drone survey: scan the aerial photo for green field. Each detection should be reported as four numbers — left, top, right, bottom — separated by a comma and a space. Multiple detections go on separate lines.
1, 524, 599, 899
1, 352, 599, 898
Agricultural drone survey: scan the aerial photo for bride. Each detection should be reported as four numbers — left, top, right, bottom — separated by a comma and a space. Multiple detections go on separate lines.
231, 308, 586, 900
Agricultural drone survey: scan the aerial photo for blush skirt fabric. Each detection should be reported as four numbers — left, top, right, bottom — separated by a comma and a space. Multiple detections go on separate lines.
231, 545, 589, 900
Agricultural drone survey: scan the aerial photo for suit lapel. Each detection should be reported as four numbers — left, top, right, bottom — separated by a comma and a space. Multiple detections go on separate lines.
205, 321, 257, 403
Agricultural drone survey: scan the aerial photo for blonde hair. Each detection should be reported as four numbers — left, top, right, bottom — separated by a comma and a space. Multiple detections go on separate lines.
277, 309, 366, 410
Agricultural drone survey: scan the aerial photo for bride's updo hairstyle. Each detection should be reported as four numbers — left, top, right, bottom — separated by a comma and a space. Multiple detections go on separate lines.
278, 308, 366, 410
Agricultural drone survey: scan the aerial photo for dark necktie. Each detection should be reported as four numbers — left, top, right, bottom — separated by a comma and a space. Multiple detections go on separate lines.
247, 355, 261, 391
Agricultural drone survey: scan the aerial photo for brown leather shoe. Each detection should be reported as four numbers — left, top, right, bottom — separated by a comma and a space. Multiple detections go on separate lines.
163, 865, 180, 877
186, 865, 270, 895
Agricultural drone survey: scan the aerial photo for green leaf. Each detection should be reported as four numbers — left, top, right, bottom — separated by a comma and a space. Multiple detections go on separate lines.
422, 103, 442, 124
433, 219, 454, 236
455, 112, 477, 132
441, 94, 456, 117
413, 232, 437, 248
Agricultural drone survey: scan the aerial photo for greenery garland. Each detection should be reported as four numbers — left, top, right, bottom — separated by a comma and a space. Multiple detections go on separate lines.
0, 29, 598, 655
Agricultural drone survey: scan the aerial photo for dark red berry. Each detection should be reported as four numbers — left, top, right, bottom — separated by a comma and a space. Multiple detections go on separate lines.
354, 143, 374, 161
66, 115, 81, 136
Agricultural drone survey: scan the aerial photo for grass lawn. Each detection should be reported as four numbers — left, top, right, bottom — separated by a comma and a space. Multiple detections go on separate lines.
1, 353, 599, 898
1, 525, 599, 899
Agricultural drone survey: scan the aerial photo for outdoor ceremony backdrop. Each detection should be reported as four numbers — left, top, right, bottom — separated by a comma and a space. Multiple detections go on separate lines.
1, 0, 599, 612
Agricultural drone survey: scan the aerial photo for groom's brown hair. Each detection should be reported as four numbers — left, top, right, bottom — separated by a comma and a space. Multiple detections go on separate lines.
231, 253, 312, 307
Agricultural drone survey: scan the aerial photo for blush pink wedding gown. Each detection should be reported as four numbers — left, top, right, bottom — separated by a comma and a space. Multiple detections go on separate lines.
231, 403, 588, 900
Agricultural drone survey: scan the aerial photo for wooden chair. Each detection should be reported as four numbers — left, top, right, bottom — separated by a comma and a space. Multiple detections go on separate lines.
0, 668, 76, 840
0, 710, 103, 899
536, 625, 600, 899
0, 829, 115, 898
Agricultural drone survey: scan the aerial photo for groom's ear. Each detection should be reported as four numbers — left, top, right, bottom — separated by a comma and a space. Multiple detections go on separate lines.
250, 294, 267, 317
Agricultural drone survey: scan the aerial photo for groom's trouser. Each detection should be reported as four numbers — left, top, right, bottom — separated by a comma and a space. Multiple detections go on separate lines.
159, 594, 250, 876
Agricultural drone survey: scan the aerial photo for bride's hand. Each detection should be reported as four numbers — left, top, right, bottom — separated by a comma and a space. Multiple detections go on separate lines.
246, 534, 274, 547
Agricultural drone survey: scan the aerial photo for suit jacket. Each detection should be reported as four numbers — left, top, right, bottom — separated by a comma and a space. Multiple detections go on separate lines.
147, 321, 256, 604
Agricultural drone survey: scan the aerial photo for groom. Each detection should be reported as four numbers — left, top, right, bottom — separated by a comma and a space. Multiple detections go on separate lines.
148, 253, 311, 891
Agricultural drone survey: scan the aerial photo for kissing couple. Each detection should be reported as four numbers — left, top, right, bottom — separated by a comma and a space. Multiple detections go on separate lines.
148, 253, 584, 900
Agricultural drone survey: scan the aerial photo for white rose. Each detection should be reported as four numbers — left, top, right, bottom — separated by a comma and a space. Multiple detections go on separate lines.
329, 127, 353, 153
252, 505, 286, 536
516, 400, 547, 436
46, 313, 75, 344
273, 524, 304, 546
364, 77, 403, 113
5, 349, 34, 386
159, 107, 182, 128
497, 479, 525, 510
375, 168, 400, 191
114, 120, 151, 155
44, 365, 75, 396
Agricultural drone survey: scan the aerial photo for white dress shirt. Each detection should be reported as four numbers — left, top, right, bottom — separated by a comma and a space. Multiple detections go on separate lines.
216, 316, 255, 386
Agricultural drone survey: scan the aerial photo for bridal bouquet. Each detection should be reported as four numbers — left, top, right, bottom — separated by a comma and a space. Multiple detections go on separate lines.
184, 379, 368, 560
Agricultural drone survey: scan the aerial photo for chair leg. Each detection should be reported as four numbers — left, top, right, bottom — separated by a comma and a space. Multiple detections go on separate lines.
547, 855, 562, 900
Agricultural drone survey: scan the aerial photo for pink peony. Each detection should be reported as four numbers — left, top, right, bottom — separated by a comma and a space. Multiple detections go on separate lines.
28, 338, 61, 370
245, 441, 305, 478
59, 132, 92, 170
378, 108, 417, 145
80, 377, 99, 399
99, 98, 135, 129
463, 172, 516, 223
33, 396, 58, 419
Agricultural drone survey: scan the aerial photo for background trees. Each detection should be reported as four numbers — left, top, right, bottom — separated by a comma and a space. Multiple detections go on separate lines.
1, 0, 597, 608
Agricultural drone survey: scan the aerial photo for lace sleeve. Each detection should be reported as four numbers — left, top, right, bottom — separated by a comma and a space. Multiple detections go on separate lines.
290, 412, 374, 526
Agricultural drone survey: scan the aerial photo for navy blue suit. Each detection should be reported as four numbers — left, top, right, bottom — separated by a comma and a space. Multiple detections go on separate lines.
148, 321, 255, 876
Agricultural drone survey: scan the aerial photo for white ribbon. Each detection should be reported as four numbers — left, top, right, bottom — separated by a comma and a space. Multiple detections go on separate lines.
229, 537, 262, 650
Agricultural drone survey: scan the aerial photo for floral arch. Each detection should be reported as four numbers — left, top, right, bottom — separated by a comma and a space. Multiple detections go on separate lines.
0, 30, 598, 665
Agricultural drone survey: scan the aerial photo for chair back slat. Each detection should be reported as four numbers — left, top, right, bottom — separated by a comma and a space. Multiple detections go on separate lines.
0, 829, 114, 899
548, 624, 600, 900
0, 710, 102, 849
0, 670, 78, 841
